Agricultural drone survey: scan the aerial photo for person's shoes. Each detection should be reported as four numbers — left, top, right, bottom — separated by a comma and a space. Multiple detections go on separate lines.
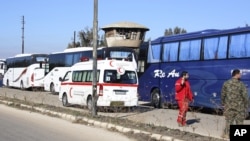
178, 122, 188, 127
221, 133, 229, 139
177, 121, 182, 127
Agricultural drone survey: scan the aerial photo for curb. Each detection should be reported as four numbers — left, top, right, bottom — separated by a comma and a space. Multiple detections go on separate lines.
0, 99, 184, 141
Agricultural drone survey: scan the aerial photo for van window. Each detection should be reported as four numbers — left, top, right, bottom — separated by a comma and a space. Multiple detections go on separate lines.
104, 70, 137, 84
63, 71, 71, 81
72, 70, 100, 82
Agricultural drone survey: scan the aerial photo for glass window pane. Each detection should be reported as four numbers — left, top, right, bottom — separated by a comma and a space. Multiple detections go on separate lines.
179, 40, 201, 61
162, 42, 178, 62
147, 44, 161, 63
204, 36, 227, 60
65, 54, 73, 66
72, 53, 81, 64
82, 71, 87, 82
229, 33, 250, 58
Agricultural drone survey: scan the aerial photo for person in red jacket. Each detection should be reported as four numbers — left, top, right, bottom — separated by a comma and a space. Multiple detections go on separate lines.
175, 71, 194, 127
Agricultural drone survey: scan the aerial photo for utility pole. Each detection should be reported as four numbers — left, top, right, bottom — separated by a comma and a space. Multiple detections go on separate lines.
21, 16, 25, 54
91, 0, 98, 116
73, 31, 76, 47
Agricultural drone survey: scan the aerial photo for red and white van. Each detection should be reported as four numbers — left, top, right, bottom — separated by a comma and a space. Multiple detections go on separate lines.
58, 58, 138, 110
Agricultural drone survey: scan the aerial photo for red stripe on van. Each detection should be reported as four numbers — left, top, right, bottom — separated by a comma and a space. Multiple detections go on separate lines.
61, 82, 138, 87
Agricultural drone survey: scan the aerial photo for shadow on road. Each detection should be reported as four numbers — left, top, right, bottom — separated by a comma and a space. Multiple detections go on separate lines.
186, 118, 201, 125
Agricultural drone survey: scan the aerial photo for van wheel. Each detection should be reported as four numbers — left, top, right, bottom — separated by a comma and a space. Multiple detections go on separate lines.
87, 96, 92, 111
62, 94, 68, 107
151, 89, 162, 108
50, 83, 55, 94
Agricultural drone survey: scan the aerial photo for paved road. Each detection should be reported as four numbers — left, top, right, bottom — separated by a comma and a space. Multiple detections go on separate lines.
0, 104, 135, 141
1, 87, 249, 140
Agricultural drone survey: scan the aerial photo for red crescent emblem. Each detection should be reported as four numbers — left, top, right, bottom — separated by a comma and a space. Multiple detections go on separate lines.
69, 87, 73, 98
117, 67, 125, 74
110, 61, 114, 67
118, 67, 122, 73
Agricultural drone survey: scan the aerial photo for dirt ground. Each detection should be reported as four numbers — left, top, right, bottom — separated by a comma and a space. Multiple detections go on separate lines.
0, 96, 226, 141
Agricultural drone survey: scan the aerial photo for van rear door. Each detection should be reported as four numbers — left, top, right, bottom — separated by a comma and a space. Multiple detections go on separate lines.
98, 70, 138, 107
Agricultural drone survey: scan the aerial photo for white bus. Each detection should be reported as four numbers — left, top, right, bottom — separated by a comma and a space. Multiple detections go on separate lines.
3, 54, 48, 90
0, 59, 6, 77
44, 46, 137, 94
0, 59, 5, 87
58, 58, 138, 110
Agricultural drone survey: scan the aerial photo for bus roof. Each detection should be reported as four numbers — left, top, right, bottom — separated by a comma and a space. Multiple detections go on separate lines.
72, 58, 136, 71
50, 46, 135, 55
49, 47, 94, 54
7, 53, 48, 59
63, 47, 94, 53
152, 26, 250, 44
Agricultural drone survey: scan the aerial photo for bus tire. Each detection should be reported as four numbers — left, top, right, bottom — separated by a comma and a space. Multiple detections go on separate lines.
62, 93, 68, 107
20, 81, 24, 90
50, 83, 55, 94
126, 106, 135, 112
87, 96, 92, 111
151, 89, 162, 108
6, 80, 9, 87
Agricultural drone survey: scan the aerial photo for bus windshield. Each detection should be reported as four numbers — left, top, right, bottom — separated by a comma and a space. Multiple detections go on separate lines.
36, 56, 47, 62
109, 51, 133, 61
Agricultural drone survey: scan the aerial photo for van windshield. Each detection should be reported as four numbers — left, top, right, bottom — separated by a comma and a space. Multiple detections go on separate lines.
104, 70, 137, 84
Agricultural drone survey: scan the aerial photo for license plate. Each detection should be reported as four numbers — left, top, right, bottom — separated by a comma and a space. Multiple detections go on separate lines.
115, 91, 126, 95
110, 101, 124, 106
114, 90, 127, 95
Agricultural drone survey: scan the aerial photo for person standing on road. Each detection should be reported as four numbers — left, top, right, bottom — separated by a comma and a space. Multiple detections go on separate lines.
175, 71, 194, 127
221, 69, 249, 139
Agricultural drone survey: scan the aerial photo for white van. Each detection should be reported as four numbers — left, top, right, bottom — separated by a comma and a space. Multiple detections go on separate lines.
58, 59, 138, 110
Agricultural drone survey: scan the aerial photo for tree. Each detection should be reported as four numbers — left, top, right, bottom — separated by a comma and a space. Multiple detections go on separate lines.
164, 28, 173, 36
67, 41, 81, 48
67, 27, 106, 48
164, 26, 187, 36
79, 27, 93, 47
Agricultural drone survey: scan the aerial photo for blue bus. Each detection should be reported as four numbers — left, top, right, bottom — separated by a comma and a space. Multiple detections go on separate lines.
138, 26, 250, 111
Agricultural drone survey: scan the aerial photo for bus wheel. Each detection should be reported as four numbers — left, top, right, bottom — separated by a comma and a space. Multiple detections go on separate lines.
50, 83, 55, 94
62, 94, 68, 107
151, 89, 162, 108
87, 96, 92, 111
6, 80, 9, 87
20, 81, 24, 90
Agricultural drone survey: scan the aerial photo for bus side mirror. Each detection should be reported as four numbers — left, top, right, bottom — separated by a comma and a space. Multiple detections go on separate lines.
59, 77, 63, 82
39, 62, 42, 68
